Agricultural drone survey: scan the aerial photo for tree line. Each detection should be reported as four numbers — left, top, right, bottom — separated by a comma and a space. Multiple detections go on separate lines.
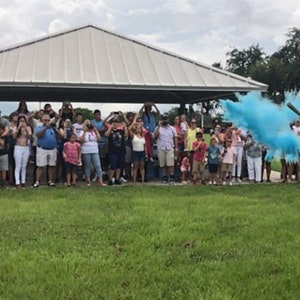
214, 27, 300, 103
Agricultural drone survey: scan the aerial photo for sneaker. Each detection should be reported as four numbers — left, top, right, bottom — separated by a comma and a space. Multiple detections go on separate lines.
112, 177, 115, 184
120, 176, 127, 183
114, 179, 122, 185
182, 180, 188, 185
213, 181, 217, 185
48, 181, 56, 187
162, 176, 168, 184
33, 181, 39, 188
222, 181, 227, 186
236, 178, 242, 183
169, 177, 175, 184
108, 180, 114, 186
229, 182, 233, 186
208, 181, 212, 185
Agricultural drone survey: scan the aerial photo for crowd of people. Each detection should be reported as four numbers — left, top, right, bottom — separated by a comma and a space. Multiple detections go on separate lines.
1, 100, 298, 189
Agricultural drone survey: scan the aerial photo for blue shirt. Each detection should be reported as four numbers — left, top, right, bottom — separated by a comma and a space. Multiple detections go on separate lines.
207, 145, 220, 165
142, 112, 156, 133
92, 119, 107, 146
35, 126, 57, 149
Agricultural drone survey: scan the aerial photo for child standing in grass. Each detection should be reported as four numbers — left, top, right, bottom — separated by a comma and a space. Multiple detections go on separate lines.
221, 139, 236, 186
207, 137, 220, 185
192, 132, 207, 185
180, 151, 190, 184
63, 133, 81, 187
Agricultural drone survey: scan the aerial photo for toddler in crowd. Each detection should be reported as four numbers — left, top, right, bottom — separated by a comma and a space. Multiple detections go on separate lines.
180, 114, 188, 136
180, 151, 190, 184
221, 139, 236, 186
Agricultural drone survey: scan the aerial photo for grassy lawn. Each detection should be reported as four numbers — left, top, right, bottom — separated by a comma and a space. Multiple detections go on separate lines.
0, 185, 299, 299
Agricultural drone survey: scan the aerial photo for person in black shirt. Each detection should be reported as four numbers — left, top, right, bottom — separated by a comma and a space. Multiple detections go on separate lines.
105, 116, 128, 185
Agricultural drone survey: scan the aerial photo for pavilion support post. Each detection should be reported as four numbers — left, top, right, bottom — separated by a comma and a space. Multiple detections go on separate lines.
179, 102, 186, 115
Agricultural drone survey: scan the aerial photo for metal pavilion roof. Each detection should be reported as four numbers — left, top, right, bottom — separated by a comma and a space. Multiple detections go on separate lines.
0, 25, 267, 104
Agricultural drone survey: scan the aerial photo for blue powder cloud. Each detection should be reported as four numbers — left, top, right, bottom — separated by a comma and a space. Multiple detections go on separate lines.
220, 91, 300, 163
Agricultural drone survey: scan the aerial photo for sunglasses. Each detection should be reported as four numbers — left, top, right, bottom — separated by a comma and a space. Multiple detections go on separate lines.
43, 119, 50, 122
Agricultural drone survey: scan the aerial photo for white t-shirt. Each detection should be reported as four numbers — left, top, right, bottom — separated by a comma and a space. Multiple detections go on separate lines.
73, 122, 84, 139
80, 131, 99, 154
132, 135, 145, 152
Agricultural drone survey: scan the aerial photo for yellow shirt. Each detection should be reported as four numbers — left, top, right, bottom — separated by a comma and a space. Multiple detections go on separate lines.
186, 127, 201, 151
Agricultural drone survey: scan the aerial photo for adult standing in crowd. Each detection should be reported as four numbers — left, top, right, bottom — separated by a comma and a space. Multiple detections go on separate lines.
8, 112, 18, 185
13, 100, 35, 121
91, 109, 109, 178
184, 118, 202, 179
230, 125, 245, 183
139, 102, 160, 161
58, 101, 75, 127
33, 114, 60, 187
105, 115, 128, 186
0, 111, 10, 137
128, 114, 147, 183
244, 133, 263, 183
153, 113, 178, 184
13, 116, 32, 188
79, 120, 106, 187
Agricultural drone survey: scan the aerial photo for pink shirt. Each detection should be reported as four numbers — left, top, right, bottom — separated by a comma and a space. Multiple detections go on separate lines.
222, 146, 236, 164
64, 142, 81, 165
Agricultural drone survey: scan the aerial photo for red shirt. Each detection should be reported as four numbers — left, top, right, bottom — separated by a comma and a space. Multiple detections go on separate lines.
192, 140, 207, 162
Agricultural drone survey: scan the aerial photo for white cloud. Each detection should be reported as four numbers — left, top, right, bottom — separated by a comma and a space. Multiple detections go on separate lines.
0, 0, 300, 111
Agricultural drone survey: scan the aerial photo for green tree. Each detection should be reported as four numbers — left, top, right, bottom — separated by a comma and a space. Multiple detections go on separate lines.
74, 107, 94, 120
226, 44, 267, 77
269, 27, 300, 93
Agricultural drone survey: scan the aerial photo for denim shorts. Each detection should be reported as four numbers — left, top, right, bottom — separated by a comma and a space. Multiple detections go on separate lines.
132, 151, 145, 163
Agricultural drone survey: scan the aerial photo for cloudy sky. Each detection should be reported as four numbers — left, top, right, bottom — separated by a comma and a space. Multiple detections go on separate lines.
1, 0, 300, 116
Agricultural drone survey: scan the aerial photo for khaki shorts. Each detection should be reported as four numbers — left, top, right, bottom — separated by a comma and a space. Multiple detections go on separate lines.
157, 149, 174, 167
36, 147, 57, 167
222, 162, 232, 173
192, 160, 205, 174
